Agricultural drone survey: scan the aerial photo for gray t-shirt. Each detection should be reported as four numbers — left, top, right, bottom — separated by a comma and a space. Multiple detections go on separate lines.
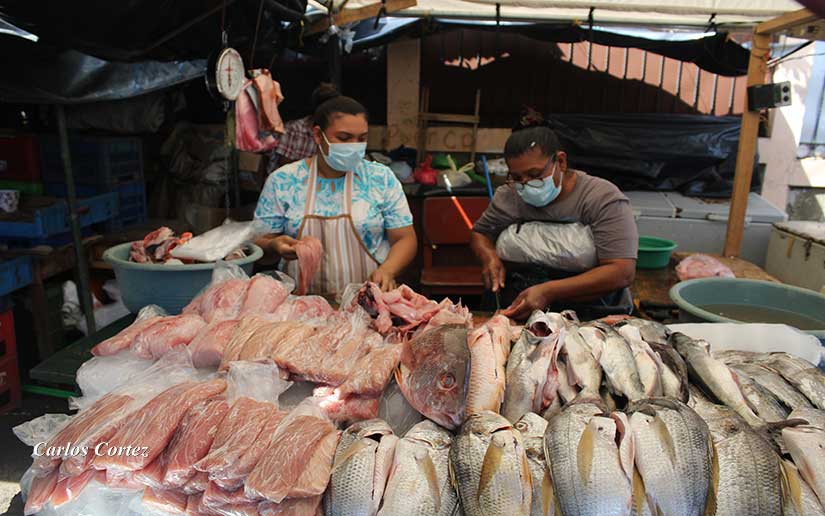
473, 170, 638, 261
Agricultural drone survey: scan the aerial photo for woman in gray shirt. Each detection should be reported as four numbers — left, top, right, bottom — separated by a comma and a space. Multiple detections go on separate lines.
471, 124, 638, 320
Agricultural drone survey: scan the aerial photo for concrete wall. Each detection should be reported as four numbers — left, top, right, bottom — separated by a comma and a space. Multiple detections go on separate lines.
758, 40, 825, 215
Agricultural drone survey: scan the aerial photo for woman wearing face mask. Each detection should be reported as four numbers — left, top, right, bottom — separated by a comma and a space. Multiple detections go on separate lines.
255, 95, 417, 295
470, 121, 638, 320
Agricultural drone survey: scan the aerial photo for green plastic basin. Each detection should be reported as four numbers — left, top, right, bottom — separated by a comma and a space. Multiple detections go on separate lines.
103, 242, 262, 314
637, 236, 677, 269
670, 278, 825, 339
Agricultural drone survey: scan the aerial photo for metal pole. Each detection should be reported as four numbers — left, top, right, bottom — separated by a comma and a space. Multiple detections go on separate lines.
327, 33, 343, 90
56, 105, 96, 334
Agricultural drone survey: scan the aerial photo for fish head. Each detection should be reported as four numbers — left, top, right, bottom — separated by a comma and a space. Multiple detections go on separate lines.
514, 412, 548, 439
404, 420, 453, 449
460, 411, 513, 441
397, 325, 470, 430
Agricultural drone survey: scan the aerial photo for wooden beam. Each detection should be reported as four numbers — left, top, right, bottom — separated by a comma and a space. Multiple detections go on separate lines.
307, 0, 416, 35
723, 31, 771, 258
756, 8, 819, 35
418, 113, 480, 124
369, 126, 511, 153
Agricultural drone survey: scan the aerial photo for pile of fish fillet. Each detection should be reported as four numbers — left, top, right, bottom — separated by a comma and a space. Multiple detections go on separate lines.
17, 281, 825, 516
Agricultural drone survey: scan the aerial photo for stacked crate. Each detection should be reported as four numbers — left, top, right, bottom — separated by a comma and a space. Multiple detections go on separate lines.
0, 134, 44, 194
40, 136, 147, 230
0, 308, 21, 415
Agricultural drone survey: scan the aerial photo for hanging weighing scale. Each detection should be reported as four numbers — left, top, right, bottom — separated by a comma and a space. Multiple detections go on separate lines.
206, 46, 245, 102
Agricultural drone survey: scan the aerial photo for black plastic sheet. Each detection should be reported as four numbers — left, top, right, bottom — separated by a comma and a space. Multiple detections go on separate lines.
544, 113, 757, 197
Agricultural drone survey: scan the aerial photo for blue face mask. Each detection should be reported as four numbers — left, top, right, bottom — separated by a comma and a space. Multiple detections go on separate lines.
320, 132, 367, 172
516, 159, 563, 207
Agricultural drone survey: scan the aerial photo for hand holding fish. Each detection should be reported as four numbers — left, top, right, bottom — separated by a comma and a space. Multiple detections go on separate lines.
272, 235, 299, 260
501, 284, 551, 320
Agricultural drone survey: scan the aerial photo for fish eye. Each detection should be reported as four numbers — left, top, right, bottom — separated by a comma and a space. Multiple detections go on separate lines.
439, 373, 455, 389
515, 422, 526, 431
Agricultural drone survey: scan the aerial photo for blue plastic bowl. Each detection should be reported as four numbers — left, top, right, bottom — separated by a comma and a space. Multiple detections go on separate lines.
103, 242, 263, 314
670, 277, 825, 339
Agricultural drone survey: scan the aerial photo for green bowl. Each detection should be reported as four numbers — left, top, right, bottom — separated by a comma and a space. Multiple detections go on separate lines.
637, 236, 677, 269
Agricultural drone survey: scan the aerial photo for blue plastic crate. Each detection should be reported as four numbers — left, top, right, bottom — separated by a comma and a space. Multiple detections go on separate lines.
104, 181, 147, 231
0, 192, 118, 239
43, 183, 100, 198
0, 256, 33, 297
40, 136, 143, 187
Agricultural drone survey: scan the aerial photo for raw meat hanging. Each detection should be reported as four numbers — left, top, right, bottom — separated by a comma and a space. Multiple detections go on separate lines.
294, 236, 323, 296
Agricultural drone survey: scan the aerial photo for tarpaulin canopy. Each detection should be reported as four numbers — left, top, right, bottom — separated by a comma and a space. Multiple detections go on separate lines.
314, 0, 804, 27
337, 17, 751, 75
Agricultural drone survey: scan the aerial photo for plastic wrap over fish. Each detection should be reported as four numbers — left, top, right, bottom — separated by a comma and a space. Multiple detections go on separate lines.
495, 221, 598, 272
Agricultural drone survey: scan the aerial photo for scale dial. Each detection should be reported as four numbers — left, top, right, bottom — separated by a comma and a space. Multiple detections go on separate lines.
214, 47, 245, 101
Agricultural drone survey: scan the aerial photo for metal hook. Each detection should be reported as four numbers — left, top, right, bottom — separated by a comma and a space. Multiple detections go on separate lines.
705, 13, 717, 33
374, 0, 387, 29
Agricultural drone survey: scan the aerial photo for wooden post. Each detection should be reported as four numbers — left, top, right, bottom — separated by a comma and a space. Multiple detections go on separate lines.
387, 39, 421, 151
470, 89, 481, 164
723, 31, 771, 257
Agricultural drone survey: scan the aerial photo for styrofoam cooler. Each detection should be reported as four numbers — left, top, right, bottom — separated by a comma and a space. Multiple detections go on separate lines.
765, 221, 825, 294
626, 191, 787, 267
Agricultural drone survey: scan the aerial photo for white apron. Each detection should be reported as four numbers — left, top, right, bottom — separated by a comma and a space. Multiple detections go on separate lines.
285, 158, 379, 297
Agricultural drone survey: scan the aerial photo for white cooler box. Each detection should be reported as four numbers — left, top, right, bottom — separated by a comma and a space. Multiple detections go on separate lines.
626, 191, 787, 267
765, 221, 825, 294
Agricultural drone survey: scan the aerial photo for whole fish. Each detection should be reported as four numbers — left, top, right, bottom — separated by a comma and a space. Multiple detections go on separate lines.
671, 332, 764, 427
614, 318, 670, 346
580, 325, 645, 402
515, 413, 553, 516
562, 326, 602, 400
713, 349, 765, 365
781, 459, 825, 516
648, 342, 690, 402
628, 399, 712, 516
325, 419, 398, 516
450, 411, 532, 516
691, 399, 784, 516
735, 370, 791, 422
395, 324, 469, 430
377, 420, 458, 516
783, 368, 825, 410
784, 425, 825, 509
544, 403, 634, 516
465, 315, 514, 417
731, 363, 814, 411
789, 408, 825, 430
503, 312, 563, 424
617, 325, 663, 398
760, 352, 818, 377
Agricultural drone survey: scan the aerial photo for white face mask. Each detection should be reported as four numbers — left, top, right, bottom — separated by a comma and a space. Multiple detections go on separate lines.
320, 132, 367, 172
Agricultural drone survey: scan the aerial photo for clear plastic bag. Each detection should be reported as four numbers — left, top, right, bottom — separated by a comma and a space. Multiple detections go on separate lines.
14, 414, 73, 447
378, 379, 424, 436
91, 305, 168, 357
225, 361, 292, 405
73, 353, 155, 409
171, 219, 269, 263
495, 221, 598, 272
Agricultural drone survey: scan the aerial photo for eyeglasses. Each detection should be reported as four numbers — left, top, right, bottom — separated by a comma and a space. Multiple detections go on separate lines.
505, 156, 557, 191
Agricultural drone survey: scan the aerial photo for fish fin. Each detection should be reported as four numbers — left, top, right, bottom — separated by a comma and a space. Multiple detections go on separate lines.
541, 467, 553, 516
704, 440, 719, 516
650, 415, 677, 467
516, 435, 533, 514
330, 438, 372, 474
416, 452, 442, 513
632, 467, 647, 516
477, 434, 505, 504
780, 459, 803, 516
729, 369, 761, 414
576, 423, 595, 484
